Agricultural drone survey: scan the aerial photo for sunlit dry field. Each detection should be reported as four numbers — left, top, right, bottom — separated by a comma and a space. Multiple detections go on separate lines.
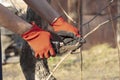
3, 44, 120, 80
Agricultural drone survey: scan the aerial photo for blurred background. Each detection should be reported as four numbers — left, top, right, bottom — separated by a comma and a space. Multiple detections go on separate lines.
0, 0, 120, 80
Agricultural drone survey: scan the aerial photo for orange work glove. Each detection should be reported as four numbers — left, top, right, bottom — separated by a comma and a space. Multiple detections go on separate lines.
22, 23, 55, 59
51, 17, 80, 37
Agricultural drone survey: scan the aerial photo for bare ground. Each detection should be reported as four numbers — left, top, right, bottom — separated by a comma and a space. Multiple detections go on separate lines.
2, 44, 120, 80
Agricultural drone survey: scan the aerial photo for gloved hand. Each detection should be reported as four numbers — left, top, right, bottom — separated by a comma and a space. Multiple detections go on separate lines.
51, 17, 80, 37
51, 17, 80, 45
22, 23, 55, 59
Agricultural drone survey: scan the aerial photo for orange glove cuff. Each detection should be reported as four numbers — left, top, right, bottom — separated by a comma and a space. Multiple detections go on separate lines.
21, 23, 42, 40
51, 17, 65, 26
51, 17, 80, 37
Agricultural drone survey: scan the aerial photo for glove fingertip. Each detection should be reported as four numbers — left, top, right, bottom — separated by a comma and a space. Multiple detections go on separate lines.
50, 47, 56, 57
45, 50, 50, 58
35, 53, 39, 58
39, 52, 44, 59
76, 34, 80, 37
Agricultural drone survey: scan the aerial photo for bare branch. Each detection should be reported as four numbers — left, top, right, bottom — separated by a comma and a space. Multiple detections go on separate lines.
82, 0, 114, 26
46, 51, 72, 80
84, 15, 120, 39
46, 15, 120, 80
55, 0, 77, 24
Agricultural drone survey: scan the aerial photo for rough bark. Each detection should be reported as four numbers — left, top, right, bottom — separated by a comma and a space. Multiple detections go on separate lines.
20, 6, 56, 80
20, 42, 56, 80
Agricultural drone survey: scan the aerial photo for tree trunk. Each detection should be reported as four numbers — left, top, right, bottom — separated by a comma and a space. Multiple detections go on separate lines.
20, 6, 56, 80
20, 42, 56, 80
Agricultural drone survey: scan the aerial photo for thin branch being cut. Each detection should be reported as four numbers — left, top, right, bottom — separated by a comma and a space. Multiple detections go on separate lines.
46, 50, 72, 80
46, 15, 120, 80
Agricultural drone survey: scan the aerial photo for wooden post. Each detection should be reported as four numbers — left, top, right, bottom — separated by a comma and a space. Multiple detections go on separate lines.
0, 28, 3, 80
117, 0, 120, 48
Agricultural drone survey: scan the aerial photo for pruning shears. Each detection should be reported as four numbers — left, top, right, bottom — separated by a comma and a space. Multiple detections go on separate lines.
51, 34, 86, 54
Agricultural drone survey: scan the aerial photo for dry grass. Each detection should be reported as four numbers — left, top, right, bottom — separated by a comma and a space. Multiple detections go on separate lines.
3, 43, 120, 80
